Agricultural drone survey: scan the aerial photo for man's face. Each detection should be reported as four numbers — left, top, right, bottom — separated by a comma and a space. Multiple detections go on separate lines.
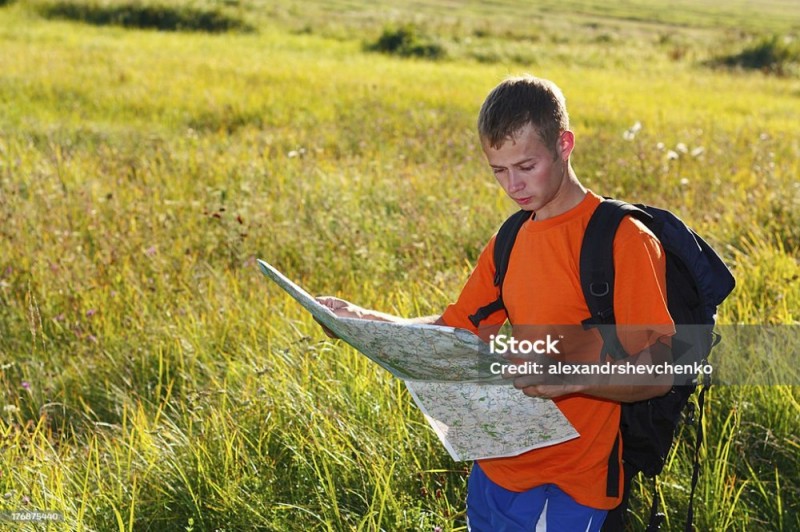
482, 123, 572, 215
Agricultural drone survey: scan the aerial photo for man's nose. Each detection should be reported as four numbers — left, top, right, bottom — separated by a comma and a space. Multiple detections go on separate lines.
506, 170, 525, 193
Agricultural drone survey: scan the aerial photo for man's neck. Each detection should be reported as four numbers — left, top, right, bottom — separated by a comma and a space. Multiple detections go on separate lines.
533, 169, 586, 221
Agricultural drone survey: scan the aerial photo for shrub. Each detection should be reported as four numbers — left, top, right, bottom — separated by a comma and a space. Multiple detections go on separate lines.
714, 35, 800, 75
38, 0, 253, 33
365, 24, 446, 60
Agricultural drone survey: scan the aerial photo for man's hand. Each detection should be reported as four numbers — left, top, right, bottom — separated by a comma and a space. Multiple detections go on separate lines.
500, 355, 585, 399
516, 382, 586, 399
314, 297, 443, 339
315, 296, 366, 338
316, 296, 367, 319
500, 339, 673, 403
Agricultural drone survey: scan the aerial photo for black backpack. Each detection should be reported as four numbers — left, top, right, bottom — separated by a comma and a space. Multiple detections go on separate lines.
468, 198, 735, 531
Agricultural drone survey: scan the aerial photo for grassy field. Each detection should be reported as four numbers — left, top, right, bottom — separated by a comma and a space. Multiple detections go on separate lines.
1, 0, 799, 530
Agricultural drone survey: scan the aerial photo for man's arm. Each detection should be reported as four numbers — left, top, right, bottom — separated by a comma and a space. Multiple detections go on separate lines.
315, 296, 444, 334
515, 380, 671, 403
535, 216, 673, 403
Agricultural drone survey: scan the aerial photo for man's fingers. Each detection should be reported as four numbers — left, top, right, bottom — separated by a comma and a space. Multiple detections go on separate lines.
316, 296, 362, 317
512, 374, 541, 389
313, 317, 339, 339
316, 296, 345, 310
519, 384, 583, 400
518, 384, 544, 398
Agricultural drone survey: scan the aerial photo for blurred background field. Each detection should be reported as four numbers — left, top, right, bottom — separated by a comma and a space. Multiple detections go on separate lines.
0, 0, 799, 530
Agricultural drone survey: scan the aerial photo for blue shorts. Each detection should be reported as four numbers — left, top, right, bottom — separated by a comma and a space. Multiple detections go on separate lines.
466, 463, 607, 532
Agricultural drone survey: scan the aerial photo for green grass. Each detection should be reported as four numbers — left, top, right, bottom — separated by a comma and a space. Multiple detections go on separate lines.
0, 0, 799, 530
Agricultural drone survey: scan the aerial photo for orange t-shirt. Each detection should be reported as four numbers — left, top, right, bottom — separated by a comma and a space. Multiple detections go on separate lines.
441, 191, 674, 510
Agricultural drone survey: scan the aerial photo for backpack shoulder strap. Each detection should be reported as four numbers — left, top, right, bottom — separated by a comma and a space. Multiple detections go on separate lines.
580, 198, 652, 360
492, 209, 533, 287
467, 209, 531, 327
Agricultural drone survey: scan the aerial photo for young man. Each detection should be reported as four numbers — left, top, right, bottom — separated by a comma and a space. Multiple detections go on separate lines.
318, 74, 674, 531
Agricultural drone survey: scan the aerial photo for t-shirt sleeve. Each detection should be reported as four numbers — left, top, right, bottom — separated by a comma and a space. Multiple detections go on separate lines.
440, 235, 508, 340
613, 218, 676, 356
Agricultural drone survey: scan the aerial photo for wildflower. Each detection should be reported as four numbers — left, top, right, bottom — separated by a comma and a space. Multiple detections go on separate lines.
623, 121, 642, 141
21, 381, 30, 390
676, 142, 688, 154
691, 147, 705, 157
86, 309, 97, 318
3, 405, 19, 413
680, 178, 690, 186
667, 150, 679, 160
656, 142, 665, 151
145, 246, 157, 257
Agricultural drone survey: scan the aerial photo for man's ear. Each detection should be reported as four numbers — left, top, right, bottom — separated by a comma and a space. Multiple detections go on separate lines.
557, 130, 575, 161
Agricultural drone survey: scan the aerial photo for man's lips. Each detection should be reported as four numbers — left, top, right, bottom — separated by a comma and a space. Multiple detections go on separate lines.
513, 196, 532, 205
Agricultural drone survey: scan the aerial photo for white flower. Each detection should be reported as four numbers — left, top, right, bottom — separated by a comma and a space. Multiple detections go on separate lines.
676, 143, 688, 154
656, 142, 665, 151
623, 121, 642, 141
680, 178, 690, 186
691, 147, 705, 157
667, 150, 679, 160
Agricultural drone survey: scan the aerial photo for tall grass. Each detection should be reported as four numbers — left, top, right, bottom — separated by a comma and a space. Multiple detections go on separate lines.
0, 0, 798, 530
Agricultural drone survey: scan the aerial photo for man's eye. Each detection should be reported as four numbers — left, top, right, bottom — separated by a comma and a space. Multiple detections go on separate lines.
519, 166, 535, 172
492, 168, 505, 174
